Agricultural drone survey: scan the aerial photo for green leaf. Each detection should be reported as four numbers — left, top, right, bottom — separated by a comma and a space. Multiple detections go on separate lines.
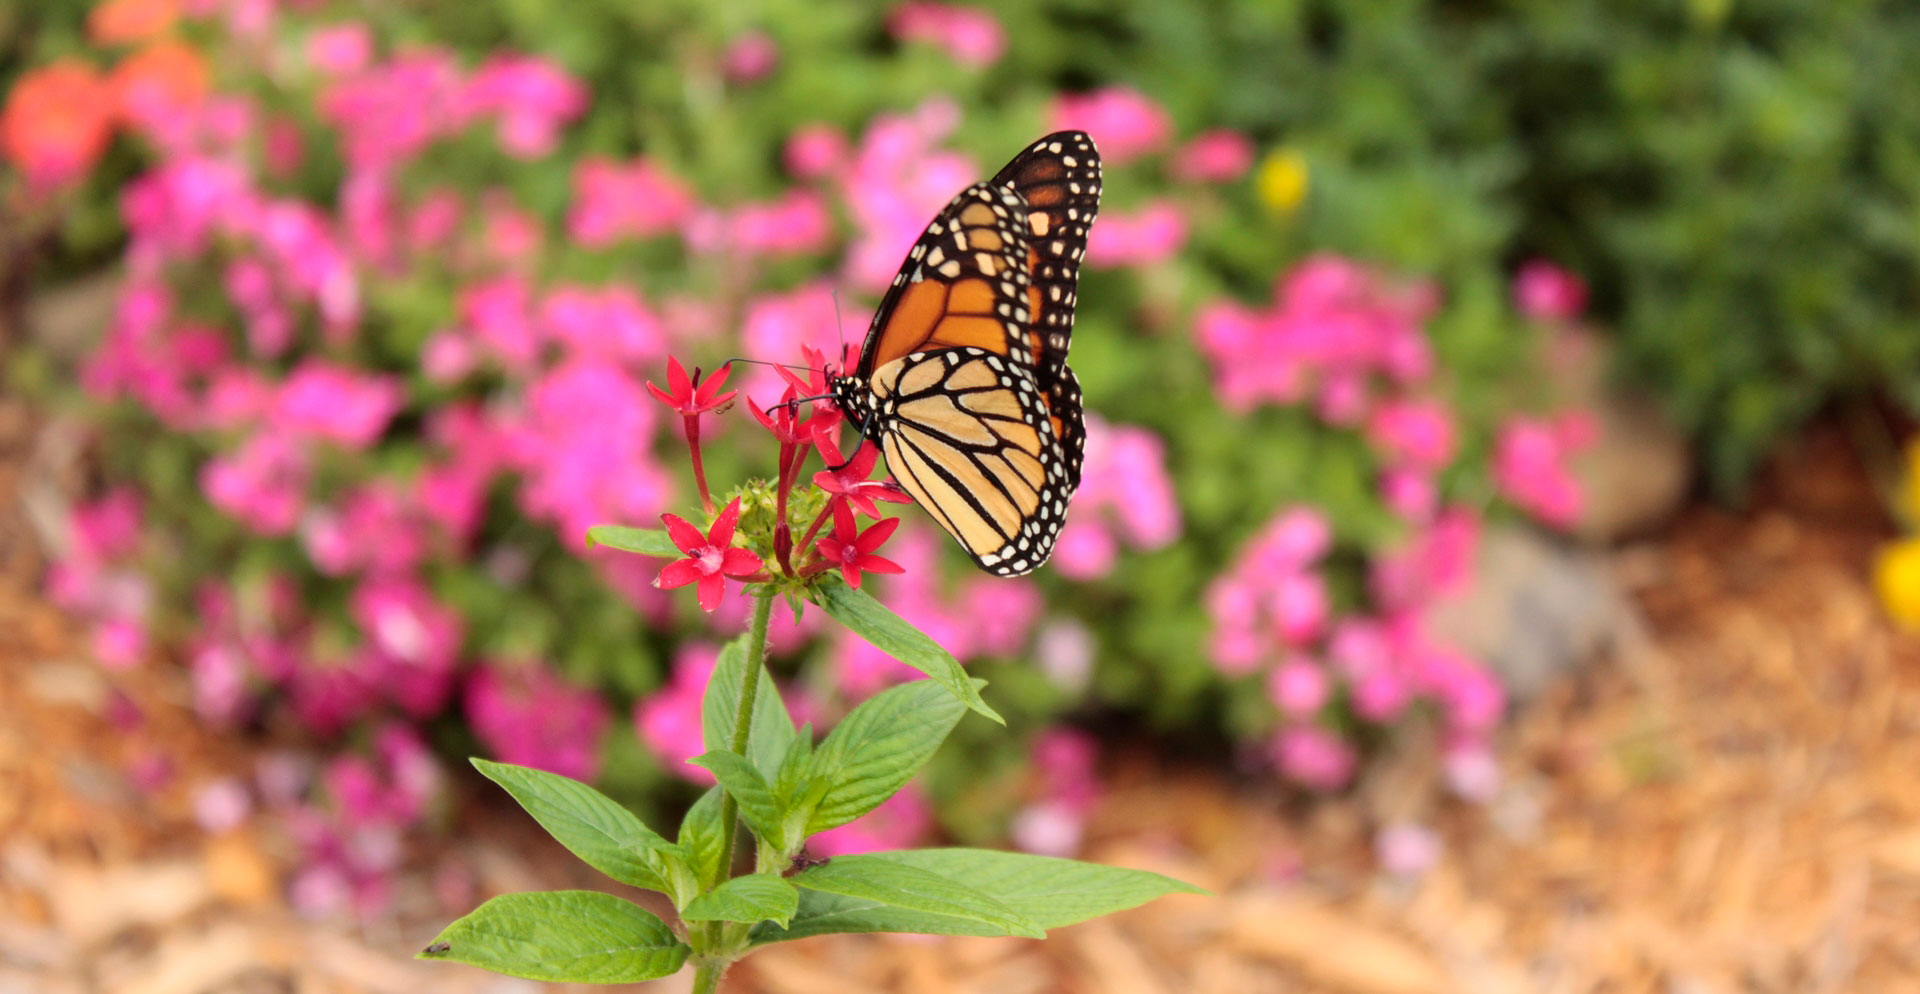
813, 582, 1001, 723
751, 889, 1019, 944
471, 759, 685, 897
773, 725, 815, 801
804, 680, 967, 835
702, 635, 797, 780
782, 854, 1043, 938
585, 525, 680, 558
677, 786, 728, 890
689, 751, 785, 851
856, 849, 1205, 930
680, 874, 800, 928
420, 891, 688, 983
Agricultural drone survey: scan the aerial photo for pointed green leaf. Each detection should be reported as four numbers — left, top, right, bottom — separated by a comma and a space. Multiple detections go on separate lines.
420, 891, 688, 982
689, 750, 785, 850
856, 849, 1206, 929
586, 525, 680, 558
677, 786, 728, 890
813, 582, 1001, 723
702, 636, 797, 780
784, 854, 1042, 938
471, 759, 685, 896
804, 680, 968, 835
680, 874, 800, 928
750, 889, 1018, 944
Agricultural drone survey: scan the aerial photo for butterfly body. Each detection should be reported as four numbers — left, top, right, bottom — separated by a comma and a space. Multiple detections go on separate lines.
829, 132, 1102, 577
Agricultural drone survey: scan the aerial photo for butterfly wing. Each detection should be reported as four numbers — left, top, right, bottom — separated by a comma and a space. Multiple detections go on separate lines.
990, 131, 1101, 490
835, 181, 1070, 575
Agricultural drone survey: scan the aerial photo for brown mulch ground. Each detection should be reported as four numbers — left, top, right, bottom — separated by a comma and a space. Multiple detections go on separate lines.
4, 406, 1919, 993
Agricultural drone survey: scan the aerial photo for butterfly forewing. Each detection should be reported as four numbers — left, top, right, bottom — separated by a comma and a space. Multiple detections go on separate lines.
990, 131, 1100, 490
831, 139, 1097, 577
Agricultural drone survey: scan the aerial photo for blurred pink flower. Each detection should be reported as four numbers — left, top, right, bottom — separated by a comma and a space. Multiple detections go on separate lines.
840, 101, 976, 289
785, 123, 848, 179
1270, 571, 1328, 645
1268, 658, 1328, 717
1380, 467, 1438, 522
457, 275, 541, 371
809, 783, 932, 856
1444, 743, 1501, 802
689, 190, 834, 258
634, 644, 720, 783
542, 284, 668, 362
958, 577, 1042, 657
465, 663, 609, 781
741, 284, 842, 403
888, 3, 1006, 67
1492, 415, 1589, 528
465, 54, 587, 158
1171, 129, 1254, 183
319, 48, 470, 170
272, 361, 402, 449
1049, 87, 1171, 164
350, 576, 462, 717
1053, 415, 1181, 579
1512, 258, 1587, 322
1375, 823, 1440, 877
480, 189, 543, 268
306, 23, 372, 76
1367, 399, 1456, 469
504, 359, 671, 546
568, 156, 696, 246
1086, 200, 1186, 268
202, 432, 310, 535
721, 32, 779, 83
1272, 725, 1355, 791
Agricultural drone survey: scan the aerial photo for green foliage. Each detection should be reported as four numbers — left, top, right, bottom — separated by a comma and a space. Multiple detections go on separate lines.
812, 583, 1002, 723
418, 890, 689, 982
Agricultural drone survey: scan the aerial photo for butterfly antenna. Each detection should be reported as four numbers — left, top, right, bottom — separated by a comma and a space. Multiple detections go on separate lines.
831, 289, 849, 370
721, 356, 817, 375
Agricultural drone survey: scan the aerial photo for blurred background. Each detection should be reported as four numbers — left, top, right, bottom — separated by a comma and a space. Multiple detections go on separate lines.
3, 1, 1918, 991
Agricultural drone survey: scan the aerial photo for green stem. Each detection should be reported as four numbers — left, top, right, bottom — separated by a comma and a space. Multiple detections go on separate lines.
691, 589, 775, 993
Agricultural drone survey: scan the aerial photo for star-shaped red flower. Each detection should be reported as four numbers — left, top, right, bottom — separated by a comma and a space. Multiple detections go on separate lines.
813, 434, 912, 518
815, 501, 904, 589
653, 497, 762, 611
646, 356, 737, 415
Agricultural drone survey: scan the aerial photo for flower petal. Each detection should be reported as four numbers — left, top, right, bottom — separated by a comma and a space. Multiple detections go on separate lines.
661, 513, 705, 553
719, 547, 763, 576
856, 516, 901, 553
666, 355, 691, 399
696, 573, 726, 612
656, 558, 703, 590
841, 562, 863, 589
709, 497, 742, 548
858, 555, 904, 575
829, 498, 858, 543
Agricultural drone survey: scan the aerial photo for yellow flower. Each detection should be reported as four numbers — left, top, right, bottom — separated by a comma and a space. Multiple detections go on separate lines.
1873, 536, 1920, 629
1255, 148, 1309, 214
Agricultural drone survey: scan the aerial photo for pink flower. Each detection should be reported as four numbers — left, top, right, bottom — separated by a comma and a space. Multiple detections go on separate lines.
1270, 572, 1328, 645
1375, 823, 1440, 877
740, 285, 841, 403
808, 784, 932, 856
1049, 87, 1171, 164
1086, 200, 1186, 268
1512, 259, 1588, 322
1367, 399, 1456, 469
1171, 129, 1254, 183
656, 498, 763, 611
349, 577, 462, 717
542, 284, 668, 362
1444, 744, 1501, 802
1492, 415, 1588, 528
888, 3, 1007, 67
567, 156, 695, 246
815, 502, 905, 590
721, 32, 779, 83
306, 23, 372, 76
457, 275, 540, 370
272, 361, 402, 449
1052, 416, 1182, 579
1380, 467, 1437, 522
465, 663, 609, 781
633, 644, 720, 783
505, 359, 671, 544
1272, 725, 1355, 791
1268, 658, 1328, 717
959, 577, 1042, 656
202, 433, 309, 535
465, 54, 587, 158
318, 48, 470, 170
785, 124, 848, 179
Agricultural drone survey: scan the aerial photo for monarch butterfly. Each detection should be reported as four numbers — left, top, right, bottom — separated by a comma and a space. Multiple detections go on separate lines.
828, 131, 1102, 577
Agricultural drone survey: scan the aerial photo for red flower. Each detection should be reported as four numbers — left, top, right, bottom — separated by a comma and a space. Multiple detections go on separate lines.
654, 498, 762, 611
646, 356, 737, 416
815, 501, 904, 589
1, 60, 115, 188
813, 434, 912, 519
750, 385, 810, 445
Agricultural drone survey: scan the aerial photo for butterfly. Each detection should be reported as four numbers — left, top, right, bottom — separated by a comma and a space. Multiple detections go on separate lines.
828, 131, 1102, 577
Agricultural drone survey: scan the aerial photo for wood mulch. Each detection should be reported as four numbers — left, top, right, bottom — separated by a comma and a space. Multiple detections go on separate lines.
3, 407, 1918, 994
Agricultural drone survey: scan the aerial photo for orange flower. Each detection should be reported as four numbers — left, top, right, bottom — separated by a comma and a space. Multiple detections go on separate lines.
111, 40, 209, 127
88, 0, 180, 45
1, 60, 116, 188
